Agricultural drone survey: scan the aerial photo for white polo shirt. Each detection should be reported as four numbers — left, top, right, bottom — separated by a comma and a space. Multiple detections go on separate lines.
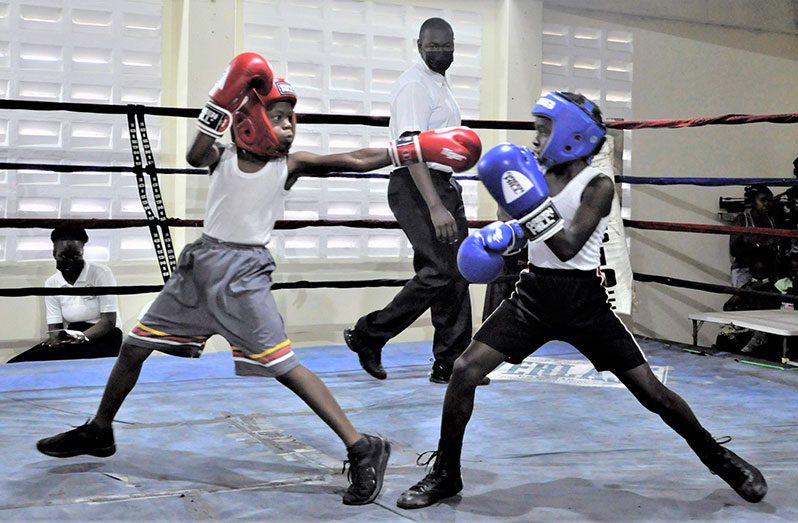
389, 60, 461, 173
44, 262, 121, 328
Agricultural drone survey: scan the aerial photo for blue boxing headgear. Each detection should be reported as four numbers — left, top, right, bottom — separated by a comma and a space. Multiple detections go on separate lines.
531, 92, 606, 169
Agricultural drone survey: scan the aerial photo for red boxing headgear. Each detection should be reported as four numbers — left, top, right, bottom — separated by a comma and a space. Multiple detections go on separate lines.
233, 78, 297, 157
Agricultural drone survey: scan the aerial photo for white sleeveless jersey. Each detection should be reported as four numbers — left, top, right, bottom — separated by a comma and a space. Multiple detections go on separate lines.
203, 144, 289, 246
528, 165, 609, 270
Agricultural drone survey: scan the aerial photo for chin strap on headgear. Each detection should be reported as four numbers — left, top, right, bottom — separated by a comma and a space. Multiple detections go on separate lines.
233, 78, 297, 157
531, 92, 606, 169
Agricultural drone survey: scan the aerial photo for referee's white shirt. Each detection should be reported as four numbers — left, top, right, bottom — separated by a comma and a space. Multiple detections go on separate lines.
389, 60, 461, 173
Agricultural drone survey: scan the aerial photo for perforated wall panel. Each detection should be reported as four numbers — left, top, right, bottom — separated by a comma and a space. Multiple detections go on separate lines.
244, 0, 482, 259
0, 0, 163, 262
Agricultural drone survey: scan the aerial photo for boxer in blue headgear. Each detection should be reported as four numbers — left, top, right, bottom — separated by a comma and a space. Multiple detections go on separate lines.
398, 91, 768, 509
531, 91, 606, 169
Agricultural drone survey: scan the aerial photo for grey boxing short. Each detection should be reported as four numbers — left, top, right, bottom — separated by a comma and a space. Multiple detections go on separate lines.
127, 234, 299, 377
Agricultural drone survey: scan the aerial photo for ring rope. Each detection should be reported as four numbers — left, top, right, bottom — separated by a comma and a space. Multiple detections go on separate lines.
2, 218, 797, 241
3, 98, 798, 305
607, 113, 798, 129
0, 161, 208, 176
0, 161, 480, 181
0, 98, 534, 130
624, 220, 798, 239
3, 275, 794, 306
616, 176, 798, 187
634, 272, 798, 305
4, 98, 798, 131
7, 160, 798, 189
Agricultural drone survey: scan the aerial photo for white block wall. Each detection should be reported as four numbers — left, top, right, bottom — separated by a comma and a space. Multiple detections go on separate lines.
0, 0, 163, 263
541, 13, 634, 217
243, 0, 483, 260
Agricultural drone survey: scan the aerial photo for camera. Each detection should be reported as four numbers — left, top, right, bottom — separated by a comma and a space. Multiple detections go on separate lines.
718, 197, 745, 214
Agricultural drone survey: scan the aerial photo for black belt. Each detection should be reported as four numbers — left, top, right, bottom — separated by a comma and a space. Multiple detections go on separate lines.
529, 265, 600, 278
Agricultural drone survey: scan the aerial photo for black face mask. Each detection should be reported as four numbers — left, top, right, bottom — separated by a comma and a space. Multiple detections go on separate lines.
57, 260, 84, 279
422, 50, 454, 74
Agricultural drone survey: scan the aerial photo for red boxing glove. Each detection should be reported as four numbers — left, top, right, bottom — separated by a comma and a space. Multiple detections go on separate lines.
388, 126, 482, 173
197, 52, 274, 139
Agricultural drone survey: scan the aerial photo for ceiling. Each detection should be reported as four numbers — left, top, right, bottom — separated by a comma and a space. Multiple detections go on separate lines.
540, 0, 798, 36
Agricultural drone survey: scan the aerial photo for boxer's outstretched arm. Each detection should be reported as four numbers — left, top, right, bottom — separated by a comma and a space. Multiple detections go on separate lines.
284, 149, 391, 189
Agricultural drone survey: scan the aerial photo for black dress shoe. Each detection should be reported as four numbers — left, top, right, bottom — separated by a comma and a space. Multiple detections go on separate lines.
344, 328, 387, 380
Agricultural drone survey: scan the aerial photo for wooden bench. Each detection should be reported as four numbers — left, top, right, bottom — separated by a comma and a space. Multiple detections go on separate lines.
689, 309, 798, 365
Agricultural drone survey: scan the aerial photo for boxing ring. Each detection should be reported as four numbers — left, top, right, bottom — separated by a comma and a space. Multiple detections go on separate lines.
1, 99, 798, 521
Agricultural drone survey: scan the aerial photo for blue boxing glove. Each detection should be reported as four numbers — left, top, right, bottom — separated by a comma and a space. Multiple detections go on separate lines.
457, 221, 527, 283
479, 220, 527, 255
477, 143, 564, 243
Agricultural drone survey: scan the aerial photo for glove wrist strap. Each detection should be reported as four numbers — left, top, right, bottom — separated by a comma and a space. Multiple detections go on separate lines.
197, 101, 232, 138
517, 198, 564, 243
389, 134, 423, 167
500, 220, 528, 255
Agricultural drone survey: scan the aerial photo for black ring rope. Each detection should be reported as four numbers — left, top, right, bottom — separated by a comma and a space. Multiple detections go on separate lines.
6, 160, 798, 188
5, 217, 798, 241
0, 161, 208, 175
0, 99, 534, 131
0, 280, 411, 297
5, 97, 797, 130
0, 161, 482, 181
0, 99, 134, 114
3, 275, 792, 306
0, 279, 415, 297
634, 273, 798, 305
0, 218, 202, 229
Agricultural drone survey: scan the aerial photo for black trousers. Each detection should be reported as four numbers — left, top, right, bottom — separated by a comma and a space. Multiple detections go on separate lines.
7, 322, 123, 363
355, 168, 472, 366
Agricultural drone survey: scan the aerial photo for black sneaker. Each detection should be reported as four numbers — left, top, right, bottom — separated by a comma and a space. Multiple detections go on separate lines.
342, 434, 391, 505
699, 437, 767, 503
36, 421, 115, 458
429, 361, 490, 386
344, 328, 386, 380
396, 451, 463, 509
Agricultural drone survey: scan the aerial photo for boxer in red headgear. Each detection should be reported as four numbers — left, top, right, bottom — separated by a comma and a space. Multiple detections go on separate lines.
233, 78, 297, 157
35, 50, 481, 509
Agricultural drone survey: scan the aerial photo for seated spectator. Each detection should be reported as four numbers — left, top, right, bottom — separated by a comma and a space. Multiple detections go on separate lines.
720, 250, 780, 354
7, 226, 122, 363
724, 250, 780, 312
775, 252, 798, 302
774, 186, 798, 257
729, 184, 779, 288
776, 253, 798, 358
